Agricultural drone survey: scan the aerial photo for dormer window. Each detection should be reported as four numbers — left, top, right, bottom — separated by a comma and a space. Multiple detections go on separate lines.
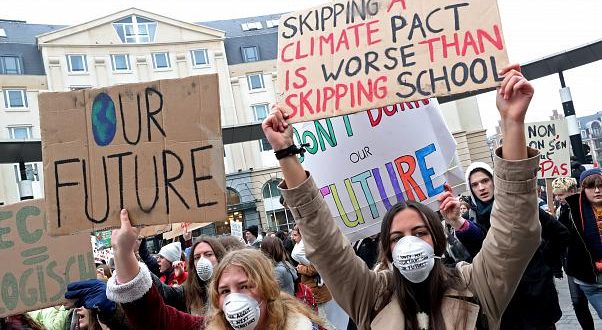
241, 22, 263, 31
113, 15, 157, 43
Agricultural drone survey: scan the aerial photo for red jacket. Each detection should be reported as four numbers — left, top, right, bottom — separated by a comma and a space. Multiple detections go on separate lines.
122, 283, 203, 329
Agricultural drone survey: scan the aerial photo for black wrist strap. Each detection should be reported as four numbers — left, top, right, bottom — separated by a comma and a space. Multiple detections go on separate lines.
274, 143, 309, 160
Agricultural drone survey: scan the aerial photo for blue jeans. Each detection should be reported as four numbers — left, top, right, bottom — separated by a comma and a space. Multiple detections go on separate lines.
578, 282, 602, 318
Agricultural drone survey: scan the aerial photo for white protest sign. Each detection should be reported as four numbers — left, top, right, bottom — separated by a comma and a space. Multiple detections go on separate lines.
293, 99, 463, 241
525, 119, 571, 179
230, 221, 243, 239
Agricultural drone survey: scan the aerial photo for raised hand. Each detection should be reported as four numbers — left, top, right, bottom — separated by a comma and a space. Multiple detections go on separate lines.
437, 185, 465, 230
496, 64, 534, 124
262, 104, 294, 151
111, 209, 140, 283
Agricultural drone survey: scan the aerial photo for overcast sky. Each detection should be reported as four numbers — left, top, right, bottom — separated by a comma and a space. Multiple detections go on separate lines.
3, 0, 601, 135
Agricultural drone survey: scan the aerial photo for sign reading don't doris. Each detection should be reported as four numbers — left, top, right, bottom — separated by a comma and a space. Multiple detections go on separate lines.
277, 0, 509, 123
40, 75, 226, 235
0, 200, 94, 317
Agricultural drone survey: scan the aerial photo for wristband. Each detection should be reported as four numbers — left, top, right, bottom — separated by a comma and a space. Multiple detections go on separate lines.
274, 143, 309, 160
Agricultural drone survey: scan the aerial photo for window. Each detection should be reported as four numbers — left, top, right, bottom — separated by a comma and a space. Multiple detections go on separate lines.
247, 73, 265, 90
3, 89, 27, 108
113, 15, 157, 43
67, 54, 88, 73
8, 126, 32, 139
152, 52, 171, 69
191, 49, 209, 66
242, 46, 259, 62
262, 179, 282, 199
0, 28, 6, 38
0, 56, 22, 74
266, 19, 279, 28
582, 130, 587, 139
241, 22, 263, 31
111, 54, 131, 71
259, 138, 272, 152
226, 188, 241, 206
252, 104, 269, 122
13, 163, 39, 182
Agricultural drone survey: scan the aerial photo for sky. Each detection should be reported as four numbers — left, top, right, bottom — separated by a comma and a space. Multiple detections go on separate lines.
2, 0, 601, 136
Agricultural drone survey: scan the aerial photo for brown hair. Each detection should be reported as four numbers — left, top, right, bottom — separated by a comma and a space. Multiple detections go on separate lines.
260, 236, 286, 263
379, 201, 469, 329
183, 236, 226, 315
218, 235, 246, 252
582, 174, 602, 190
97, 264, 112, 278
207, 249, 324, 329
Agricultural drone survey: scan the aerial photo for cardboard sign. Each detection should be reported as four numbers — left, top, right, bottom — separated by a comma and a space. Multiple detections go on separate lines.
525, 119, 571, 179
162, 222, 211, 240
138, 224, 172, 238
277, 0, 509, 123
39, 75, 227, 235
293, 99, 463, 241
0, 200, 95, 317
230, 220, 243, 239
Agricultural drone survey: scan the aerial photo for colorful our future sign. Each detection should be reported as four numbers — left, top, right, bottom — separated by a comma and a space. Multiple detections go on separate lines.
39, 75, 227, 236
277, 0, 509, 123
0, 200, 95, 317
293, 99, 463, 241
525, 119, 571, 179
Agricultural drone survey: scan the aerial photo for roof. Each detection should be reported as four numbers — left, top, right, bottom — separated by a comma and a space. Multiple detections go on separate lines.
0, 21, 63, 75
201, 13, 281, 65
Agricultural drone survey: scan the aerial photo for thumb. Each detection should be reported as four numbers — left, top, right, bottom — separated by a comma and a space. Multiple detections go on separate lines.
120, 209, 132, 229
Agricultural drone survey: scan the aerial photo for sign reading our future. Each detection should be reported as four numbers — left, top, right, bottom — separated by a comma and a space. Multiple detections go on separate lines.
39, 75, 227, 235
0, 200, 94, 317
525, 119, 571, 179
293, 99, 463, 241
277, 0, 509, 123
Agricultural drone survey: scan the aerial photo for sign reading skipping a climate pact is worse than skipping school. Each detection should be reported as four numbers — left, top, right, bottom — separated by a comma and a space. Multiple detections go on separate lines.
277, 0, 509, 123
40, 75, 227, 236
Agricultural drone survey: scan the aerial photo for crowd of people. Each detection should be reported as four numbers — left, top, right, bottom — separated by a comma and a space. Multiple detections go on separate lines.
2, 65, 601, 329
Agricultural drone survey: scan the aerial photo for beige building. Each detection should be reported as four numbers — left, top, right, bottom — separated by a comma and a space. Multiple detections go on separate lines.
0, 10, 494, 233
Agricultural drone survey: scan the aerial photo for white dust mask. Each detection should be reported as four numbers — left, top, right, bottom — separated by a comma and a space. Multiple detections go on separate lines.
223, 293, 261, 330
392, 236, 438, 283
195, 257, 213, 282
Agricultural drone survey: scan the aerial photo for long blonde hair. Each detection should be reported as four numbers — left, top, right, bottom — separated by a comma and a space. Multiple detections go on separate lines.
206, 249, 324, 329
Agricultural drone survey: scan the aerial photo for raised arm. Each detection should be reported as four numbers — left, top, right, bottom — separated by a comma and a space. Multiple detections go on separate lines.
459, 65, 541, 328
262, 106, 390, 328
139, 238, 160, 276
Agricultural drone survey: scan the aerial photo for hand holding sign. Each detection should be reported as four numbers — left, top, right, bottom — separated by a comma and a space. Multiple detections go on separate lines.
496, 64, 534, 161
437, 185, 463, 230
111, 209, 140, 283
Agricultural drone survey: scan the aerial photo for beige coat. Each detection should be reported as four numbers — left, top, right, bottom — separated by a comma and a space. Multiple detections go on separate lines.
280, 148, 541, 330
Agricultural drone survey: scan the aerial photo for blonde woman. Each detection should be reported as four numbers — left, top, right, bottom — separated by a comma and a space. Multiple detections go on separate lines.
106, 211, 325, 330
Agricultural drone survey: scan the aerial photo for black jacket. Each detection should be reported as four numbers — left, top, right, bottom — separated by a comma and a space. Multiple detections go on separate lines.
457, 207, 569, 328
560, 195, 599, 283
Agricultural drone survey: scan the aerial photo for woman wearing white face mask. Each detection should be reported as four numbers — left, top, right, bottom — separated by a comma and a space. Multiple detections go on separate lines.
262, 65, 542, 329
145, 236, 226, 315
107, 213, 325, 330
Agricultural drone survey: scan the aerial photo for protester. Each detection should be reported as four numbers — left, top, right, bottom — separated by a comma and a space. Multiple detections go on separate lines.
261, 236, 298, 295
553, 176, 596, 330
262, 64, 542, 328
218, 235, 246, 252
244, 225, 261, 248
96, 264, 112, 280
563, 168, 602, 319
106, 212, 325, 329
140, 239, 187, 286
150, 236, 227, 314
63, 279, 130, 329
0, 314, 45, 330
291, 225, 349, 329
450, 161, 569, 328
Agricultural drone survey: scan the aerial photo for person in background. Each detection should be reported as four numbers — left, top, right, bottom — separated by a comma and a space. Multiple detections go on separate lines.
564, 169, 602, 320
28, 306, 72, 330
0, 314, 45, 330
553, 176, 595, 330
244, 225, 261, 248
96, 264, 112, 280
261, 236, 298, 296
218, 235, 247, 252
140, 240, 186, 286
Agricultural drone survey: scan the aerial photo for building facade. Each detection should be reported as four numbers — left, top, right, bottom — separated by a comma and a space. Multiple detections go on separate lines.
0, 10, 492, 234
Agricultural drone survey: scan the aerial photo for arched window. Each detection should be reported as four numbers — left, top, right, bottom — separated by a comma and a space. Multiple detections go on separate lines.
226, 187, 241, 206
592, 121, 601, 137
262, 179, 281, 199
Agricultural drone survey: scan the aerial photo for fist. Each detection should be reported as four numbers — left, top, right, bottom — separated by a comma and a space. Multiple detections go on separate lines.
261, 104, 294, 151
